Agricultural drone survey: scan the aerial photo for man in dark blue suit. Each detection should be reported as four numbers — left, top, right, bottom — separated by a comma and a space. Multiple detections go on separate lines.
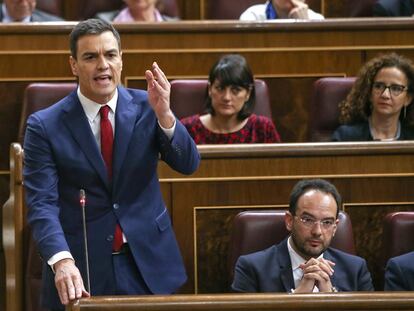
0, 0, 63, 22
385, 251, 414, 290
232, 179, 374, 293
373, 0, 414, 16
23, 19, 200, 310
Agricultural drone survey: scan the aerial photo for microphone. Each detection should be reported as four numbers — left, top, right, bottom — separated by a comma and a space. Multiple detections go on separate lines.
80, 189, 91, 293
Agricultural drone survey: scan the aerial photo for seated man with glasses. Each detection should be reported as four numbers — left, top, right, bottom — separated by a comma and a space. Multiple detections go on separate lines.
332, 53, 414, 141
231, 179, 374, 293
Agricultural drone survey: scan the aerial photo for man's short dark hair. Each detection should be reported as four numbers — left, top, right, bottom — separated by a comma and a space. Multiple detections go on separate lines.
289, 179, 341, 218
69, 18, 121, 59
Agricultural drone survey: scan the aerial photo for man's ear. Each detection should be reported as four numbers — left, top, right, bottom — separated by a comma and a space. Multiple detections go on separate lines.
69, 56, 78, 77
285, 211, 294, 232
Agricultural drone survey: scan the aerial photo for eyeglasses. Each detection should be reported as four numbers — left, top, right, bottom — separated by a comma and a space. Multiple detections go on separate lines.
372, 82, 408, 97
295, 215, 336, 230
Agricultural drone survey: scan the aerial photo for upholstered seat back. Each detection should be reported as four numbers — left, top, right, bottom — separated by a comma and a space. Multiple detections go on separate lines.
170, 79, 272, 120
383, 212, 414, 265
308, 77, 356, 141
18, 82, 77, 143
228, 210, 355, 282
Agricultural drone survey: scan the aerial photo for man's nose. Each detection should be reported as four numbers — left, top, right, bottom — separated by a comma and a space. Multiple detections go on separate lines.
97, 55, 109, 69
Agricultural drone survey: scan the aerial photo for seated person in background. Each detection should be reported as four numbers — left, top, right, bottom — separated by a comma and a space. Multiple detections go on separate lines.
384, 251, 414, 290
232, 179, 374, 293
240, 0, 324, 21
373, 0, 414, 17
332, 53, 414, 141
1, 0, 63, 22
95, 0, 176, 22
180, 54, 281, 144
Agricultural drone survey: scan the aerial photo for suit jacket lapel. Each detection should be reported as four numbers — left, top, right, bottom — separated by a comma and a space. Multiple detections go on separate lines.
62, 91, 110, 190
278, 239, 295, 291
112, 86, 140, 190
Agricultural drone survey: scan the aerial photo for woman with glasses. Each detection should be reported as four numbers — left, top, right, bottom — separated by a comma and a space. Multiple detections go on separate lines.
332, 53, 414, 141
180, 54, 281, 144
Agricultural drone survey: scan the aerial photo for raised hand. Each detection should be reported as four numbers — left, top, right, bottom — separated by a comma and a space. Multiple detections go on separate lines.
145, 62, 175, 129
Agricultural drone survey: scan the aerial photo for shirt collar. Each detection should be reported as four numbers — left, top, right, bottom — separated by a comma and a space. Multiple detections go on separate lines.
287, 236, 323, 270
77, 87, 118, 122
2, 4, 31, 22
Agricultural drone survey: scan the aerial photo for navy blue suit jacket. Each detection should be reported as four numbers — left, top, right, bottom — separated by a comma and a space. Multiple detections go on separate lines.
23, 86, 200, 309
373, 0, 414, 16
385, 251, 414, 290
231, 238, 374, 292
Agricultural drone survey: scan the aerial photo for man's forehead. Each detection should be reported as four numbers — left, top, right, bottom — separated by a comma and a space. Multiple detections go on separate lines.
297, 189, 337, 213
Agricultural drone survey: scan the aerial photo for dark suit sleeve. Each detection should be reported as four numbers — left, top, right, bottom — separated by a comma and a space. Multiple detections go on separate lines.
331, 128, 343, 141
231, 256, 260, 292
23, 113, 70, 260
357, 259, 375, 291
384, 258, 408, 290
373, 3, 392, 16
157, 119, 200, 175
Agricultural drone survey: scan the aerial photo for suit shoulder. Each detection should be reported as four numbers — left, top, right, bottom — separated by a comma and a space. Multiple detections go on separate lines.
238, 245, 278, 266
388, 251, 414, 267
327, 247, 366, 264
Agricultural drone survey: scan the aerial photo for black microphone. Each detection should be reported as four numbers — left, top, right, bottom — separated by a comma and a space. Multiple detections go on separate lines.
80, 189, 91, 293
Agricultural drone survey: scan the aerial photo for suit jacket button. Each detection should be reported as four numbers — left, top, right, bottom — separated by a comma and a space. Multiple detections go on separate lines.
113, 203, 119, 210
107, 235, 114, 241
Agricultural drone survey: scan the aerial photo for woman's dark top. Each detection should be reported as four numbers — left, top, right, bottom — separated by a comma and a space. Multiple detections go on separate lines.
332, 121, 414, 141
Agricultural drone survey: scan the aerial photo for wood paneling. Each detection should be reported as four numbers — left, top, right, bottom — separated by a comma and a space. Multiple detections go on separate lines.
67, 292, 414, 311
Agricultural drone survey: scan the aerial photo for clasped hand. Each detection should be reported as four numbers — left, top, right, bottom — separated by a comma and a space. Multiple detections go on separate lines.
294, 257, 335, 293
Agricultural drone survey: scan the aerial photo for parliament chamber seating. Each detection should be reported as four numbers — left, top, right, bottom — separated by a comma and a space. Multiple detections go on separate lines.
308, 77, 356, 142
227, 210, 355, 282
36, 0, 179, 20
36, 0, 64, 17
347, 0, 377, 17
18, 83, 77, 143
170, 79, 272, 120
382, 212, 414, 266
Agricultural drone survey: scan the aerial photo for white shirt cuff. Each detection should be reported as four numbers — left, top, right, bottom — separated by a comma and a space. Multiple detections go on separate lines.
158, 119, 176, 140
48, 251, 74, 273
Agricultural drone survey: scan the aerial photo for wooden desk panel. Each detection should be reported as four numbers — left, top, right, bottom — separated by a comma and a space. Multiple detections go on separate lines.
67, 292, 414, 311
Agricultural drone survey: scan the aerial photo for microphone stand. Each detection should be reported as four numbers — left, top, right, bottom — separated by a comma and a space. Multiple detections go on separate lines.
80, 189, 91, 293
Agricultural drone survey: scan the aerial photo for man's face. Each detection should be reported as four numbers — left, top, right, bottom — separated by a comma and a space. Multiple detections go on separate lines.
4, 0, 36, 21
69, 31, 123, 104
285, 189, 338, 260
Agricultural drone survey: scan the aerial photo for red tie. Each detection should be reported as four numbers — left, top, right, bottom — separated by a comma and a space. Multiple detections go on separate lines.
100, 105, 123, 252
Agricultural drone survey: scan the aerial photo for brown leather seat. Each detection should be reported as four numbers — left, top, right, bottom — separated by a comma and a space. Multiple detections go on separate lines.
18, 82, 77, 143
308, 77, 356, 142
36, 0, 64, 17
228, 210, 355, 282
19, 82, 76, 311
170, 79, 272, 120
347, 0, 377, 17
382, 212, 414, 266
